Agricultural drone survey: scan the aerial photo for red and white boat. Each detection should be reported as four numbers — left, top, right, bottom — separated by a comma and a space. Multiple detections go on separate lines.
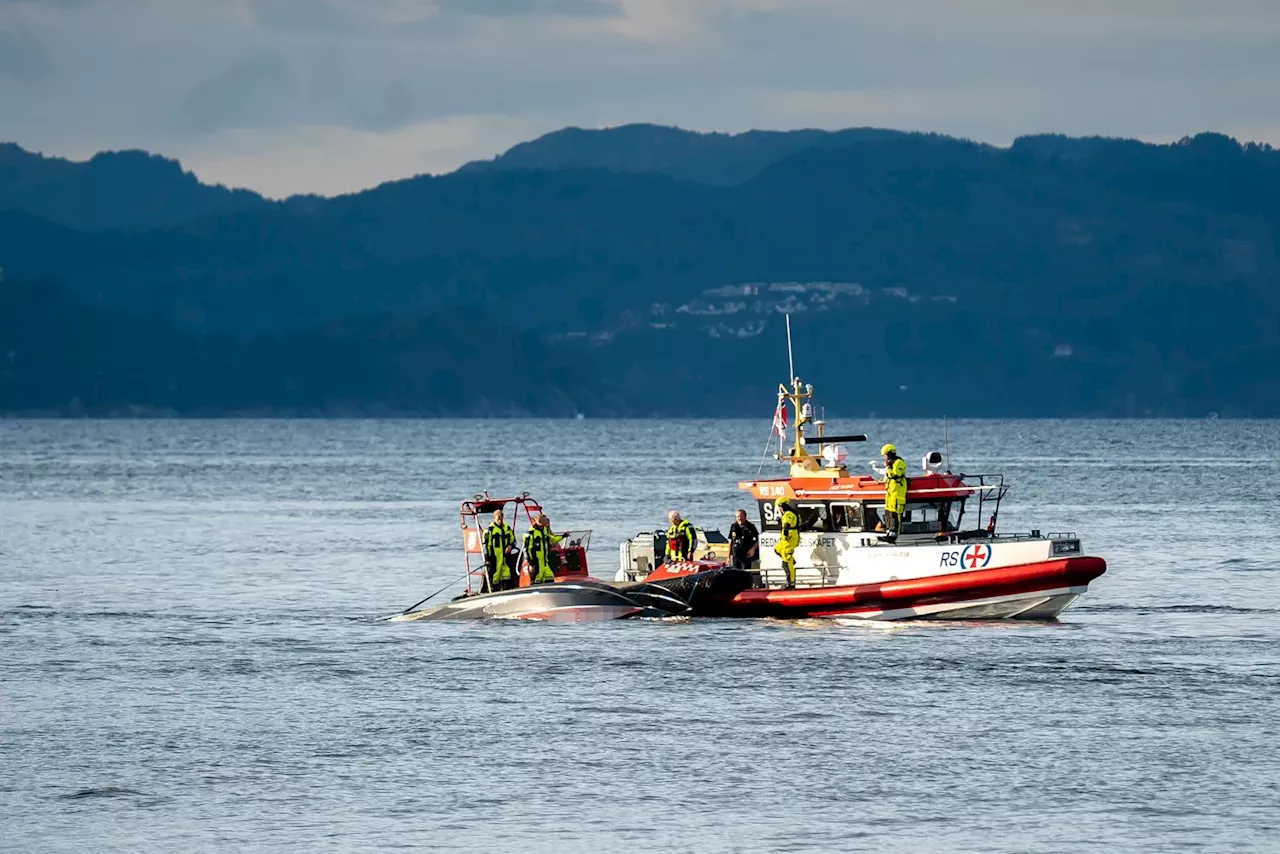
617, 376, 1107, 621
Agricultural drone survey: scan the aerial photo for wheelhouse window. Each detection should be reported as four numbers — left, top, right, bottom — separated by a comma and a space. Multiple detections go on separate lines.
861, 501, 960, 535
760, 496, 967, 533
830, 502, 863, 532
864, 503, 885, 532
795, 502, 829, 532
902, 504, 943, 534
930, 501, 963, 533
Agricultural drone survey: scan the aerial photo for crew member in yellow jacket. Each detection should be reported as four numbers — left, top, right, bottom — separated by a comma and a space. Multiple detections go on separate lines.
773, 497, 800, 589
665, 511, 697, 563
523, 514, 564, 584
482, 509, 518, 591
880, 443, 908, 544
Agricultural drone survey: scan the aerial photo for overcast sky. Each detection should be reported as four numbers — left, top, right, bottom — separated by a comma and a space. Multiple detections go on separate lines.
3, 0, 1278, 197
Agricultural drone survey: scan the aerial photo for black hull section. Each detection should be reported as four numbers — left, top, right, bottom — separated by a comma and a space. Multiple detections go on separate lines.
612, 581, 694, 617
648, 568, 755, 612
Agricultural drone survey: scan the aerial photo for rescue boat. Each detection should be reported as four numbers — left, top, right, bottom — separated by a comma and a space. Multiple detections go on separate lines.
616, 377, 1107, 621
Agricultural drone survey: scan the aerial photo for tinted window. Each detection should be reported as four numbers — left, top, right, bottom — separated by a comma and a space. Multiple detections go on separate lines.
902, 504, 941, 534
830, 503, 862, 532
795, 502, 829, 532
897, 501, 960, 534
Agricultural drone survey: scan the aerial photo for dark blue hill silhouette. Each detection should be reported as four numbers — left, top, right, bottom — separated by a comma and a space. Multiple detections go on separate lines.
458, 123, 926, 185
0, 278, 606, 416
1, 126, 1278, 416
1012, 132, 1280, 221
0, 143, 265, 231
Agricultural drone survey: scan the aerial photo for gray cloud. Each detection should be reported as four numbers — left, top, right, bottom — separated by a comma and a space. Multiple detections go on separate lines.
249, 0, 363, 32
0, 20, 47, 80
1, 0, 1279, 196
0, 0, 95, 7
434, 0, 620, 17
176, 50, 297, 134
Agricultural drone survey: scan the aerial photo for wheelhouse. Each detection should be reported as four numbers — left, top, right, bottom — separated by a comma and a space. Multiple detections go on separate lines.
757, 496, 964, 537
751, 472, 1008, 539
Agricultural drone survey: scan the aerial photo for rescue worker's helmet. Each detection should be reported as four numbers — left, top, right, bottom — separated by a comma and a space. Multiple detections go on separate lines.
880, 443, 897, 456
774, 496, 789, 507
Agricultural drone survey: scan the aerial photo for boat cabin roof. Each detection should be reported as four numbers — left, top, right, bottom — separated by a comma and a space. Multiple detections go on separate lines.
460, 493, 542, 519
738, 472, 975, 503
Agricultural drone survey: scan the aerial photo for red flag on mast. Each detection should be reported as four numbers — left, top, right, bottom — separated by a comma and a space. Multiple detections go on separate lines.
772, 400, 787, 436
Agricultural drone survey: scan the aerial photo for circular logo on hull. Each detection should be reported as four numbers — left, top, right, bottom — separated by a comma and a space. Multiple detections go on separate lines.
960, 544, 992, 569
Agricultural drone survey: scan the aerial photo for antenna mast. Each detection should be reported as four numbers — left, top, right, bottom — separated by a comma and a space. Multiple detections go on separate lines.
944, 415, 951, 472
786, 313, 795, 382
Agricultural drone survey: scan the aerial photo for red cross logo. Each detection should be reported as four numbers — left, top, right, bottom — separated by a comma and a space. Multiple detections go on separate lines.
962, 544, 991, 568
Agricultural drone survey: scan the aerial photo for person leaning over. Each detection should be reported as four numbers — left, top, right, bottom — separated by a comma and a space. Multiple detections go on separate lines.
665, 510, 696, 562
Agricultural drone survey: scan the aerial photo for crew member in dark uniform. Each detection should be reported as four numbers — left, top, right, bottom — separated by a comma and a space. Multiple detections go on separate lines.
728, 508, 759, 569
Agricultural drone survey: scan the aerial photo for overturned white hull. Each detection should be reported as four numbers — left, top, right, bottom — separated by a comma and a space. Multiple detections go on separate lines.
390, 579, 688, 622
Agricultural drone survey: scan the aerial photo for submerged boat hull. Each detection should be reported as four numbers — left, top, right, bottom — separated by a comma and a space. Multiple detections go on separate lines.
697, 556, 1106, 620
392, 581, 641, 622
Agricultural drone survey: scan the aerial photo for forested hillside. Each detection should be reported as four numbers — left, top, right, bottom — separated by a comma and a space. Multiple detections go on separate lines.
2, 127, 1277, 416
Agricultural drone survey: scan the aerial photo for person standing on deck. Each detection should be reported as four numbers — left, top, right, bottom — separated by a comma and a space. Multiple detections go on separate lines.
665, 511, 696, 563
728, 509, 759, 569
773, 497, 800, 588
523, 514, 563, 585
482, 509, 518, 591
879, 444, 908, 543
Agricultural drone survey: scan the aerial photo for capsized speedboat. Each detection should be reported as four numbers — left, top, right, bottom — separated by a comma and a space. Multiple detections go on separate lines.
391, 579, 691, 622
389, 493, 693, 622
616, 375, 1107, 621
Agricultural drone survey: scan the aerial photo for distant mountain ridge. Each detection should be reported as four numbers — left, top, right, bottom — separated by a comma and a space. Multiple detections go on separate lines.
1, 125, 1279, 416
0, 143, 266, 231
457, 123, 934, 185
6, 125, 1277, 228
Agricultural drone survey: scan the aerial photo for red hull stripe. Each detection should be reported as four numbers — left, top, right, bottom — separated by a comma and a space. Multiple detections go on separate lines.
721, 556, 1106, 618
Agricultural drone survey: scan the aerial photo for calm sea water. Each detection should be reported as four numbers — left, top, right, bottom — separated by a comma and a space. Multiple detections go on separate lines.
3, 418, 1278, 853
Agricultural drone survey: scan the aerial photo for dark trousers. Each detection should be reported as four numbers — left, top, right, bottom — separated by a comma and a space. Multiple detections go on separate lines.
731, 551, 754, 569
883, 510, 902, 540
